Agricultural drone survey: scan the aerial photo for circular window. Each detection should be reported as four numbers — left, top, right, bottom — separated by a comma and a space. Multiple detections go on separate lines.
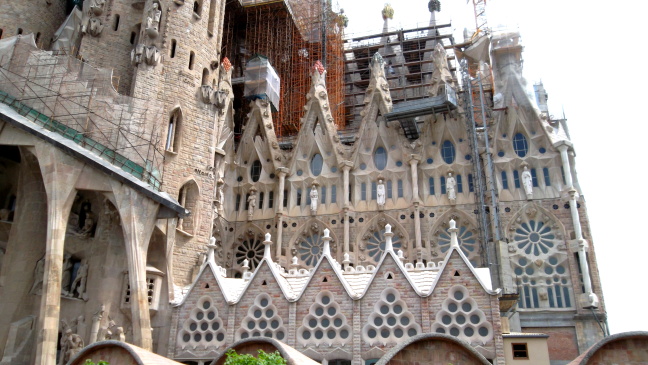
311, 154, 323, 176
395, 161, 403, 167
513, 133, 529, 157
374, 147, 387, 170
441, 140, 456, 164
251, 160, 262, 182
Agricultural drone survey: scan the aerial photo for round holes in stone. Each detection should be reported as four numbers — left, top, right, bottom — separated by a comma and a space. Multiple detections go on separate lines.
237, 293, 286, 341
431, 286, 493, 345
298, 291, 351, 346
363, 288, 421, 346
177, 296, 225, 348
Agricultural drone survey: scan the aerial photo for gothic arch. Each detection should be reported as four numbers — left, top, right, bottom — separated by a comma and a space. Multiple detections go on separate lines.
354, 213, 410, 265
286, 218, 338, 267
428, 210, 481, 267
504, 203, 566, 242
165, 107, 184, 153
177, 179, 201, 235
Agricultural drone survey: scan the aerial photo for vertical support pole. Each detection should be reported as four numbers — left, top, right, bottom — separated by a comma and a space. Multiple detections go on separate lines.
275, 168, 288, 258
34, 147, 81, 365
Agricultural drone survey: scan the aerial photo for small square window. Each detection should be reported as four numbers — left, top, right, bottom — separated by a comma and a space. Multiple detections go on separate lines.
512, 343, 529, 360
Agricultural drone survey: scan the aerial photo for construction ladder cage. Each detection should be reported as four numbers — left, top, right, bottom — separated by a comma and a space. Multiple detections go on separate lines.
0, 36, 165, 190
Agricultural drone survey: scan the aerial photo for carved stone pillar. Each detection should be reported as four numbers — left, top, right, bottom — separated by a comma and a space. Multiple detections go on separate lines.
33, 147, 81, 365
408, 154, 421, 202
558, 142, 597, 308
275, 168, 289, 258
111, 182, 160, 350
413, 203, 421, 249
340, 161, 353, 208
344, 209, 350, 254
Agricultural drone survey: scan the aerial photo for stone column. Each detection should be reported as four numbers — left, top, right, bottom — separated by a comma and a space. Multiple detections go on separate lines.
413, 203, 421, 249
111, 182, 160, 350
557, 143, 597, 308
34, 147, 81, 365
343, 209, 350, 254
340, 161, 353, 208
408, 154, 421, 202
275, 168, 288, 258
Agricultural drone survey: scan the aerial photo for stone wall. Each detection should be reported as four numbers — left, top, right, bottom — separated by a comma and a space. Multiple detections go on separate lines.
0, 0, 67, 49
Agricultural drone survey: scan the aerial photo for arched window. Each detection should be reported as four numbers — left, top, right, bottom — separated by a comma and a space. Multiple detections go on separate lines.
177, 181, 199, 234
202, 68, 209, 86
170, 39, 176, 57
193, 0, 202, 16
188, 51, 195, 70
16, 28, 23, 35
501, 171, 509, 189
513, 133, 529, 157
130, 32, 136, 44
207, 0, 217, 35
374, 147, 387, 170
166, 109, 182, 152
113, 15, 120, 31
250, 160, 262, 182
310, 153, 323, 176
35, 32, 41, 44
441, 140, 455, 164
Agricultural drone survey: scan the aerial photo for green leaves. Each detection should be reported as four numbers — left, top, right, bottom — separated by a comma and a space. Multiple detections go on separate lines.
224, 349, 287, 365
83, 360, 109, 365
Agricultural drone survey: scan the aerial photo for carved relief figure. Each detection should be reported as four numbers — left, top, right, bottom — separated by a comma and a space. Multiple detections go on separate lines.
70, 259, 89, 300
429, 42, 455, 96
61, 254, 73, 296
522, 165, 533, 199
30, 256, 45, 295
310, 185, 318, 213
247, 192, 256, 219
59, 329, 84, 365
376, 179, 386, 208
146, 2, 162, 31
446, 172, 457, 203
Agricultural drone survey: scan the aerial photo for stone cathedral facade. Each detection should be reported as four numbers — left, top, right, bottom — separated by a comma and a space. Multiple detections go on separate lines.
0, 1, 612, 365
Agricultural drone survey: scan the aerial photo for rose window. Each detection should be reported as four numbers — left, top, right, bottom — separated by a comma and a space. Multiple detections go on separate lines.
299, 234, 325, 266
438, 225, 481, 266
365, 229, 402, 262
235, 238, 264, 270
514, 220, 555, 257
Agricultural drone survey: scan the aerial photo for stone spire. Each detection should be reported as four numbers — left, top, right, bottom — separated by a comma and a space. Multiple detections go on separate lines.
384, 224, 394, 252
322, 228, 332, 257
206, 237, 217, 264
449, 219, 460, 249
263, 232, 272, 261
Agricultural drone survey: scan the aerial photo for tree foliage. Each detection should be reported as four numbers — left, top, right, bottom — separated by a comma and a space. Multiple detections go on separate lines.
84, 360, 109, 365
224, 349, 287, 365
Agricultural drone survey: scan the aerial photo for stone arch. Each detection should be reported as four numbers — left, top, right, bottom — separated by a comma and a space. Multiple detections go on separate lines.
355, 213, 410, 265
568, 331, 648, 365
177, 179, 200, 235
69, 340, 183, 365
428, 209, 482, 267
229, 223, 266, 273
210, 338, 320, 365
506, 203, 574, 309
375, 333, 490, 365
286, 218, 338, 267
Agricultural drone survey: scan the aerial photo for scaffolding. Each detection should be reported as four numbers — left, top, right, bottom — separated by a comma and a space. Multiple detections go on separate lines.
0, 35, 165, 190
222, 0, 345, 137
343, 23, 457, 129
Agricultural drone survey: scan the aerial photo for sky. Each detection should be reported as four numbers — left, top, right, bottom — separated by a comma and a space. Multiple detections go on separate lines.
337, 0, 648, 334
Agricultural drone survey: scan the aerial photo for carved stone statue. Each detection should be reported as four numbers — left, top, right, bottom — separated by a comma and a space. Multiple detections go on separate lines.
446, 172, 456, 203
522, 166, 533, 199
310, 185, 318, 214
247, 192, 256, 220
75, 201, 96, 238
89, 0, 106, 15
61, 254, 73, 296
376, 179, 386, 208
429, 42, 454, 97
30, 256, 45, 295
59, 329, 84, 365
87, 17, 103, 37
70, 259, 89, 300
146, 2, 162, 32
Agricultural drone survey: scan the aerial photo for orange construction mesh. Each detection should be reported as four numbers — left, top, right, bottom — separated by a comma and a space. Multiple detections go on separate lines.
222, 0, 345, 137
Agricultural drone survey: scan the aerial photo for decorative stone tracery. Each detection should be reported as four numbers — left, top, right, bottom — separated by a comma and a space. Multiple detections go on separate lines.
431, 285, 493, 345
508, 206, 573, 309
297, 291, 351, 347
236, 293, 286, 341
177, 296, 226, 349
362, 288, 421, 346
